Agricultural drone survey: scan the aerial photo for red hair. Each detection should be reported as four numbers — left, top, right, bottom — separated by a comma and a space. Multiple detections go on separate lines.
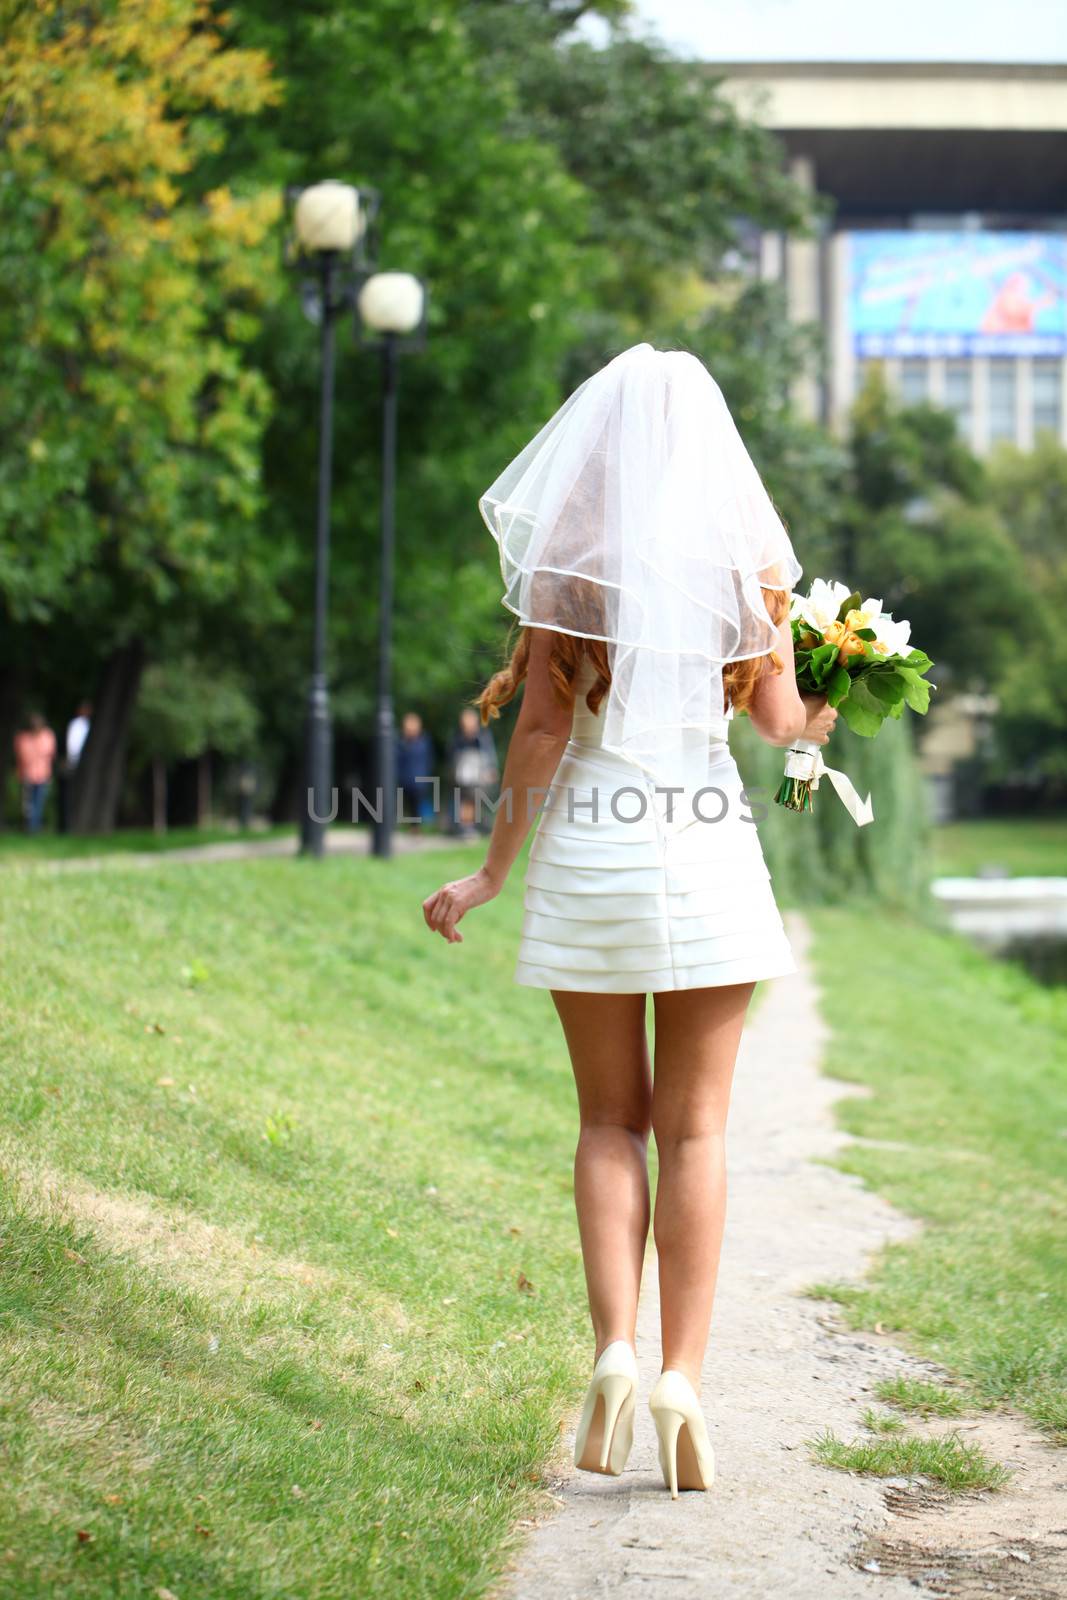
474, 570, 790, 724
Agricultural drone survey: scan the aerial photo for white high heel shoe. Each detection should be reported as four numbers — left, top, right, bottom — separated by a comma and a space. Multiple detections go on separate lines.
573, 1338, 638, 1476
648, 1369, 715, 1499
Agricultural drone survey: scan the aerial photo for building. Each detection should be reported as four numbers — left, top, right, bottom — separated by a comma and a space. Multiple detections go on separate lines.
718, 62, 1067, 452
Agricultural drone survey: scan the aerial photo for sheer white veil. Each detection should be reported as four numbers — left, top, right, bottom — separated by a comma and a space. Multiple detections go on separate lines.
478, 343, 802, 792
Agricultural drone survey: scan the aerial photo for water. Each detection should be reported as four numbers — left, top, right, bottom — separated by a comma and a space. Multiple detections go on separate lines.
929, 876, 1067, 991
998, 934, 1067, 989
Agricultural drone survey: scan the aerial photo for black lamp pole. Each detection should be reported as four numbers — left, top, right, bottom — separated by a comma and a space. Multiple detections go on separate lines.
301, 250, 340, 858
373, 333, 400, 860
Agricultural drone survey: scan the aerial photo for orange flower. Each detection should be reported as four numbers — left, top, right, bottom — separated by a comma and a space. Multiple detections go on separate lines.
824, 620, 865, 658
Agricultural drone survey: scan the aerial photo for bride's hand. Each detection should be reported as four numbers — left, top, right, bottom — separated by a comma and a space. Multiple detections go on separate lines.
799, 693, 839, 746
422, 865, 502, 943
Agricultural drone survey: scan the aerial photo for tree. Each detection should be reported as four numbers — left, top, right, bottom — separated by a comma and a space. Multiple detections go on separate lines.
0, 0, 284, 829
222, 0, 603, 748
464, 6, 811, 318
984, 437, 1067, 786
834, 368, 1029, 689
228, 0, 820, 761
1, 0, 831, 832
460, 4, 836, 566
131, 658, 261, 830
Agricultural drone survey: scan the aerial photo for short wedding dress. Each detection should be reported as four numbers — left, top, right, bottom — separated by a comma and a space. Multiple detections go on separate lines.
515, 657, 797, 993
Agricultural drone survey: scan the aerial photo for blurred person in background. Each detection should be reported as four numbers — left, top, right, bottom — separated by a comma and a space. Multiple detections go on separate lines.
396, 710, 436, 831
66, 701, 92, 770
13, 711, 57, 835
57, 699, 92, 832
448, 705, 498, 840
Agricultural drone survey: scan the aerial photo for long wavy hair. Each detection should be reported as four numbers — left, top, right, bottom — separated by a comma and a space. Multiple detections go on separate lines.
474, 566, 791, 726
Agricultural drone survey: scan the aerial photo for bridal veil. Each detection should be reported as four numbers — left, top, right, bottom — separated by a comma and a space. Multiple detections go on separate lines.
478, 343, 803, 792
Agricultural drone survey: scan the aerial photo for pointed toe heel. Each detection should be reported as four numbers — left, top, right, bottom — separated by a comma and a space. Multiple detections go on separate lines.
648, 1370, 715, 1499
573, 1339, 638, 1477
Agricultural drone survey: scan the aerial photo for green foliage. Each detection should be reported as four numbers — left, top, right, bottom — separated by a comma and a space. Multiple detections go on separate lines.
836, 368, 1029, 690
931, 813, 1067, 878
225, 0, 821, 749
131, 659, 261, 766
735, 713, 932, 910
849, 376, 982, 512
211, 0, 604, 741
875, 1377, 968, 1418
808, 1427, 1009, 1492
466, 9, 811, 309
808, 903, 1067, 1443
0, 848, 596, 1596
789, 585, 936, 739
1, 0, 942, 836
859, 1407, 905, 1435
984, 437, 1067, 783
462, 2, 831, 562
0, 0, 285, 640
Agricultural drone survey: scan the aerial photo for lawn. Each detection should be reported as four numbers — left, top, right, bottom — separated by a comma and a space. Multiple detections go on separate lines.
930, 813, 1067, 878
806, 903, 1067, 1442
0, 843, 596, 1600
3, 850, 1065, 1598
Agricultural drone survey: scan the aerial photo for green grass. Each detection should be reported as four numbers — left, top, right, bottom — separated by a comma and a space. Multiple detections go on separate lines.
808, 1427, 1010, 1492
0, 823, 294, 860
0, 843, 599, 1600
859, 1407, 905, 1436
807, 904, 1067, 1444
875, 1377, 968, 1418
930, 813, 1067, 878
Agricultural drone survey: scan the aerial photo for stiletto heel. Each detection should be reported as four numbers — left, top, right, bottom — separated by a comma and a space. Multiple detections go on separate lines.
648, 1370, 715, 1499
573, 1339, 638, 1476
656, 1405, 684, 1499
596, 1371, 634, 1469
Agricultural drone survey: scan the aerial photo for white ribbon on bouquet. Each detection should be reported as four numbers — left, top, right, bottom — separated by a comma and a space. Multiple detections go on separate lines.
784, 739, 875, 827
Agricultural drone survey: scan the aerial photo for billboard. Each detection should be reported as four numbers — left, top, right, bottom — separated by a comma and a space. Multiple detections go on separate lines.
848, 231, 1067, 358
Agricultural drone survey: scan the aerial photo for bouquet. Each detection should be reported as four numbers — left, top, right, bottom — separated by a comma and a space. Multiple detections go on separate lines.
773, 579, 936, 823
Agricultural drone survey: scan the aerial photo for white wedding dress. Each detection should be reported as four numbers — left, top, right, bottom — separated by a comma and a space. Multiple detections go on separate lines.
515, 658, 798, 993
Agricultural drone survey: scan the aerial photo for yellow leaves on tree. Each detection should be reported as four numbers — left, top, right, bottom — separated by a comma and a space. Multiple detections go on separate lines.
0, 0, 285, 620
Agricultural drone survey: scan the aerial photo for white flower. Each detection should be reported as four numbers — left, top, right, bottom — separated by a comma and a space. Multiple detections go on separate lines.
845, 596, 883, 628
791, 577, 852, 633
870, 612, 912, 657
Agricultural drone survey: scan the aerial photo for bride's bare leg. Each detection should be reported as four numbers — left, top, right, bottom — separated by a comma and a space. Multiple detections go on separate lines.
551, 990, 653, 1362
650, 982, 756, 1391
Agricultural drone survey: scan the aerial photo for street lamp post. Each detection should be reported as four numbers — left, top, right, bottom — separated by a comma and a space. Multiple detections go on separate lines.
286, 180, 374, 857
355, 272, 429, 860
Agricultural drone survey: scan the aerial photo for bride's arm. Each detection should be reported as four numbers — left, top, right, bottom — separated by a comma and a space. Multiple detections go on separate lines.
745, 611, 839, 749
422, 628, 573, 944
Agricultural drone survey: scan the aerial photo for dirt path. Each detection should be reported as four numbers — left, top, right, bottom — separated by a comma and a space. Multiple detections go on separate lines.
1, 826, 455, 871
496, 912, 1067, 1600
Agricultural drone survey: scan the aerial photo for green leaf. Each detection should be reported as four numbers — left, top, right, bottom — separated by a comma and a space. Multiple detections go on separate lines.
826, 664, 852, 707
897, 668, 932, 714
837, 590, 862, 622
809, 642, 840, 686
866, 674, 906, 706
838, 695, 884, 737
838, 676, 887, 737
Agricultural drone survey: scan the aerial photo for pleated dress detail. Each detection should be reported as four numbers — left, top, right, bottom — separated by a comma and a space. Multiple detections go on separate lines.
515, 662, 798, 994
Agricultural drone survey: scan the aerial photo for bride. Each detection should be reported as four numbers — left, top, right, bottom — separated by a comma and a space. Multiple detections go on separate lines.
421, 344, 837, 1498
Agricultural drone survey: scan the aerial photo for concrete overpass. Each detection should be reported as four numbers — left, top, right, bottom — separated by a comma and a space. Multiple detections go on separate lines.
715, 63, 1067, 446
